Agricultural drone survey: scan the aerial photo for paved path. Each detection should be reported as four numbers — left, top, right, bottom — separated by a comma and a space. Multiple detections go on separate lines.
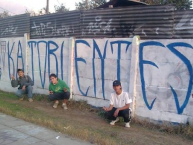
0, 112, 91, 145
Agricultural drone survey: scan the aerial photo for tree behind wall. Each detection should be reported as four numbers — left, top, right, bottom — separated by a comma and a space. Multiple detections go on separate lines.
75, 0, 107, 10
54, 3, 69, 13
0, 11, 10, 18
140, 0, 192, 10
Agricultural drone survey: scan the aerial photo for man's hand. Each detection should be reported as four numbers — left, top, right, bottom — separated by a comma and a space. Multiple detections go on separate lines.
103, 107, 108, 111
22, 86, 26, 91
114, 109, 120, 117
49, 91, 53, 94
64, 88, 67, 92
11, 75, 15, 80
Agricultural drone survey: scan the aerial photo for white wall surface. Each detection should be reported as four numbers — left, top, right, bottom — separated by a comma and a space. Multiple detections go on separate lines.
0, 35, 193, 125
0, 37, 26, 92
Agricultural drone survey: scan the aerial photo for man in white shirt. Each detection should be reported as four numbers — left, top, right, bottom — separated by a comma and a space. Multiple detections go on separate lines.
103, 80, 132, 128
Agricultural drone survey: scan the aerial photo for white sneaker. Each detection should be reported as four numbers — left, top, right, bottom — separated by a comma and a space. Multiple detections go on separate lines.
28, 98, 33, 102
125, 122, 130, 128
110, 117, 119, 125
53, 101, 59, 108
62, 103, 68, 110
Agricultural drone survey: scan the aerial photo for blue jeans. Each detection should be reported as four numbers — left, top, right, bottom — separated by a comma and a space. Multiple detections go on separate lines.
15, 86, 33, 98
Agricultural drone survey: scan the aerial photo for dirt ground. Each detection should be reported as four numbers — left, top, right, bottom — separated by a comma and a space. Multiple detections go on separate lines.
2, 97, 193, 145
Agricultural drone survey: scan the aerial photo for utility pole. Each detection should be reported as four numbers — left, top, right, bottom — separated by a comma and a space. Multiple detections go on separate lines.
46, 0, 49, 14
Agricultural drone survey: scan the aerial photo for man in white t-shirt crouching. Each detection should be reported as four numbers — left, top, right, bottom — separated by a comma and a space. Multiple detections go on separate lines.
103, 80, 132, 128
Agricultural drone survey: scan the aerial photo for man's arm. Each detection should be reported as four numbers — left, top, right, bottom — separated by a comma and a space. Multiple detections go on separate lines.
62, 81, 70, 92
117, 104, 130, 111
49, 84, 54, 94
11, 75, 18, 87
24, 76, 34, 86
103, 104, 113, 111
113, 104, 130, 117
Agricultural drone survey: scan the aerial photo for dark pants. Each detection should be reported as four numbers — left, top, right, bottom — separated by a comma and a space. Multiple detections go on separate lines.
49, 92, 70, 101
105, 107, 131, 123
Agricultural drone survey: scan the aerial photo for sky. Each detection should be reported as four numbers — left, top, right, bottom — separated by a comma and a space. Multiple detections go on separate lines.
0, 0, 82, 15
0, 0, 193, 15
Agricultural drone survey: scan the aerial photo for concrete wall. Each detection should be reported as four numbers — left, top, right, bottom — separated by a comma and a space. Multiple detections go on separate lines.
0, 35, 193, 124
73, 38, 133, 106
135, 39, 193, 124
27, 38, 73, 95
0, 36, 26, 92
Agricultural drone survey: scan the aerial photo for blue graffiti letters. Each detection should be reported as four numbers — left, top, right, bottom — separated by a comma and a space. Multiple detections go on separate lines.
139, 41, 165, 110
93, 39, 108, 99
110, 41, 131, 80
75, 40, 90, 96
167, 42, 193, 114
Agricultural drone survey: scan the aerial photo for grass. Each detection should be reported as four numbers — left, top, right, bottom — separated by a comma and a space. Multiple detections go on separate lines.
0, 90, 193, 144
0, 91, 121, 145
131, 116, 193, 139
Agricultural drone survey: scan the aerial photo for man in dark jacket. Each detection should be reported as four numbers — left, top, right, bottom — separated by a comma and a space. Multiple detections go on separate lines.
11, 69, 34, 102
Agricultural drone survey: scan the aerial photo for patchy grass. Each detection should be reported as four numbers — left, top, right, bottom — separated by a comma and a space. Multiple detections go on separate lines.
131, 118, 193, 139
0, 91, 120, 145
0, 90, 193, 145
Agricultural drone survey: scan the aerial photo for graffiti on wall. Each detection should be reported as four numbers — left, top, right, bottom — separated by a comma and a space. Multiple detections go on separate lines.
0, 41, 7, 80
139, 41, 193, 114
81, 15, 172, 38
174, 14, 193, 38
0, 41, 6, 70
75, 39, 132, 99
82, 16, 115, 35
8, 40, 24, 79
0, 24, 18, 36
0, 52, 1, 80
31, 22, 74, 37
0, 39, 24, 81
28, 40, 69, 88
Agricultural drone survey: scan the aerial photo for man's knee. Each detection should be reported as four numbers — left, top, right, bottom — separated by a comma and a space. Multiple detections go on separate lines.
27, 85, 33, 91
104, 111, 110, 119
49, 94, 55, 101
65, 92, 70, 100
122, 109, 130, 118
15, 90, 22, 97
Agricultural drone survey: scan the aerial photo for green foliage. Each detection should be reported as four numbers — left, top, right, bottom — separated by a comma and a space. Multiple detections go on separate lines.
54, 3, 69, 13
141, 0, 192, 10
75, 0, 107, 10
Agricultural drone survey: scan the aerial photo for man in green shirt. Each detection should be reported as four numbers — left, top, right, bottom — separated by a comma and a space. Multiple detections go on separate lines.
49, 74, 70, 109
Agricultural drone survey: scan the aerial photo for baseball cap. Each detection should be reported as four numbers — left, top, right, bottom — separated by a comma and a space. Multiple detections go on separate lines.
113, 80, 121, 86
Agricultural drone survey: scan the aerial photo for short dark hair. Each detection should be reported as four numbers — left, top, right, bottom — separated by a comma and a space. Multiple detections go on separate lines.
17, 69, 24, 73
49, 73, 57, 78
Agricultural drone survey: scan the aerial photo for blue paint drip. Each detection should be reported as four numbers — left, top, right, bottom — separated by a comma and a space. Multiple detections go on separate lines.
60, 41, 64, 80
167, 42, 193, 114
37, 41, 48, 88
0, 41, 6, 69
48, 41, 59, 78
8, 41, 15, 79
75, 40, 90, 96
28, 41, 37, 82
16, 41, 24, 72
0, 53, 1, 80
93, 39, 108, 99
143, 60, 159, 68
110, 41, 131, 81
139, 41, 165, 110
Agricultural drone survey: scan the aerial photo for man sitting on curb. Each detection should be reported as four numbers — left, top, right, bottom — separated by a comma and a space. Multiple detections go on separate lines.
103, 80, 132, 128
11, 69, 34, 102
49, 74, 70, 110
